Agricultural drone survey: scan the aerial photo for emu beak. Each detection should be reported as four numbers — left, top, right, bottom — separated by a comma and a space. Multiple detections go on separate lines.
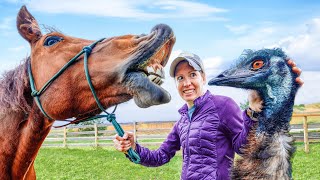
208, 69, 239, 86
208, 69, 255, 89
208, 71, 229, 86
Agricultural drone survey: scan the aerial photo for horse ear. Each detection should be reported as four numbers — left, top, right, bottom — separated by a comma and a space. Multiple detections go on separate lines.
16, 5, 42, 44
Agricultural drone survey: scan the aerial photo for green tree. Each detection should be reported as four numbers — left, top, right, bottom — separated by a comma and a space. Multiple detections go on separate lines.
240, 100, 249, 110
294, 104, 305, 111
76, 117, 107, 131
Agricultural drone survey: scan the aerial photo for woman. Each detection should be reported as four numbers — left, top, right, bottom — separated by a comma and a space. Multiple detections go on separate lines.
114, 52, 303, 180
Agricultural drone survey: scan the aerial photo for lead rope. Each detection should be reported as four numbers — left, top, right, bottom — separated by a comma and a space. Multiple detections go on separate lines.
28, 38, 140, 164
83, 41, 141, 164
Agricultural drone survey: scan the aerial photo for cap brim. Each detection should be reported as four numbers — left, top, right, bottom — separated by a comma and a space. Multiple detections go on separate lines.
169, 57, 202, 77
169, 57, 187, 77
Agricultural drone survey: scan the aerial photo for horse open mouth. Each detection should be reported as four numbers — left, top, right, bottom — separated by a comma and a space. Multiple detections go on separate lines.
124, 24, 176, 108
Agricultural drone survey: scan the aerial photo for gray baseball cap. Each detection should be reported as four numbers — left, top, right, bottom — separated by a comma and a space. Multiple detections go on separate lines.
169, 52, 205, 77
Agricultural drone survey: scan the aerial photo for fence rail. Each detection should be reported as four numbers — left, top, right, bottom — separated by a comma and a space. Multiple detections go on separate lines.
43, 113, 320, 153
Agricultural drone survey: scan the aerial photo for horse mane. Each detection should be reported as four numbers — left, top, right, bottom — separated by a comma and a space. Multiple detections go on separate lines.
0, 57, 32, 115
0, 24, 61, 117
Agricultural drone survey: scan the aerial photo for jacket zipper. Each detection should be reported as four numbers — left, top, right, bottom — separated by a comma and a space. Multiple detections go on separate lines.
184, 113, 192, 179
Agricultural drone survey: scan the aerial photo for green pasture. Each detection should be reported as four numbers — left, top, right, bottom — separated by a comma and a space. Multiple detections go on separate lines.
35, 142, 320, 180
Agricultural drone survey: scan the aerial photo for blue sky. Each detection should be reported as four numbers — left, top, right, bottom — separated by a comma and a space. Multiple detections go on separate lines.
1, 0, 319, 123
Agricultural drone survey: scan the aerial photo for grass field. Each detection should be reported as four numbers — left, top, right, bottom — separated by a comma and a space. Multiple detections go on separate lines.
35, 142, 320, 180
291, 103, 320, 124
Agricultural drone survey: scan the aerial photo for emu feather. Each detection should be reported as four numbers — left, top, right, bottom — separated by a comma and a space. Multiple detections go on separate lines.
209, 48, 300, 180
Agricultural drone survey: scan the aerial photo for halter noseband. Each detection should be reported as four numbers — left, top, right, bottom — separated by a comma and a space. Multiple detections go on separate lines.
28, 38, 140, 164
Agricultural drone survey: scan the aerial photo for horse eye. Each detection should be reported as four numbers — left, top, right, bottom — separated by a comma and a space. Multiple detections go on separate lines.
44, 36, 63, 47
251, 59, 264, 70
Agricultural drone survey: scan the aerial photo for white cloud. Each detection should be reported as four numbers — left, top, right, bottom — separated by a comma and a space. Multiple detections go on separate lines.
225, 24, 251, 34
22, 0, 227, 20
0, 59, 21, 74
202, 18, 320, 106
209, 18, 320, 72
154, 0, 227, 18
271, 18, 320, 71
306, 18, 320, 34
0, 17, 13, 30
207, 25, 285, 65
4, 0, 21, 3
295, 71, 320, 104
8, 45, 27, 52
203, 56, 223, 69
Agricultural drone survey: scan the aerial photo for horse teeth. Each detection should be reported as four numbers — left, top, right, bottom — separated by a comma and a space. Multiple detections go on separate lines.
154, 77, 161, 85
156, 68, 163, 78
158, 79, 163, 85
152, 77, 158, 83
161, 68, 165, 78
147, 66, 155, 73
148, 74, 156, 81
148, 74, 164, 85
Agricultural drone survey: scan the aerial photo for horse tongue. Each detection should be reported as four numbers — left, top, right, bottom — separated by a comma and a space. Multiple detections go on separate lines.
124, 72, 171, 108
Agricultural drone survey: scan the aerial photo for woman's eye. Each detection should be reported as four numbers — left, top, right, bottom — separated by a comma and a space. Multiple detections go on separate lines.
44, 36, 63, 47
190, 72, 197, 78
251, 59, 264, 70
176, 76, 183, 81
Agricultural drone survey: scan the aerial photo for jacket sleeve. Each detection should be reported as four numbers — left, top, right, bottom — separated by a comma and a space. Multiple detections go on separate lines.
133, 122, 181, 167
219, 98, 256, 154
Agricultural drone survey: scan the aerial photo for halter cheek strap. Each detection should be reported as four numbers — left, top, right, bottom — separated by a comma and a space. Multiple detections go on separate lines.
28, 38, 141, 164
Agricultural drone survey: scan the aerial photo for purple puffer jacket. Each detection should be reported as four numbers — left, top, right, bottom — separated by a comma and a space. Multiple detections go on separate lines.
134, 90, 255, 180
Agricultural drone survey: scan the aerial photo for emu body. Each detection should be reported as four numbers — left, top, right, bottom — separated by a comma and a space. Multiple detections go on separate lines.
209, 49, 299, 180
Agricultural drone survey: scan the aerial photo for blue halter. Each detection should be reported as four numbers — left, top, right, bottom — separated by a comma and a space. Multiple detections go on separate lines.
28, 38, 140, 164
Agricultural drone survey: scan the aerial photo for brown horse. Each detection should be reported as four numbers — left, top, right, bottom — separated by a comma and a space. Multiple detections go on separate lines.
0, 6, 175, 179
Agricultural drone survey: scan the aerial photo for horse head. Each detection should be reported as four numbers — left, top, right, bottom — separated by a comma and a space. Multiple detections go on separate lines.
17, 6, 175, 120
0, 5, 175, 179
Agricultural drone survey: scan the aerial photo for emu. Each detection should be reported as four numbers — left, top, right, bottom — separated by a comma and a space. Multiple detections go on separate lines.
208, 48, 300, 180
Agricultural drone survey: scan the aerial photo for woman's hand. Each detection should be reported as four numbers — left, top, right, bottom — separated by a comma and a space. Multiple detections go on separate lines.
287, 59, 303, 86
248, 90, 263, 112
113, 132, 136, 153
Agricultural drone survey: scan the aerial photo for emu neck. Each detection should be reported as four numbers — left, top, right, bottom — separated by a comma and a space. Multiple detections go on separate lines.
257, 82, 296, 134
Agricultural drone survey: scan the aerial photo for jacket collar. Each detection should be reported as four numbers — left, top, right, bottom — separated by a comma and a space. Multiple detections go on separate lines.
178, 90, 211, 115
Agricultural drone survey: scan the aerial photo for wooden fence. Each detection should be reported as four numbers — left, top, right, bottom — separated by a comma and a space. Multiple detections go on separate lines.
43, 113, 320, 153
290, 112, 320, 153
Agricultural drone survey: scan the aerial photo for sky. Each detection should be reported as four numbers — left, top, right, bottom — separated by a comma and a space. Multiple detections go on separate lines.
0, 0, 319, 123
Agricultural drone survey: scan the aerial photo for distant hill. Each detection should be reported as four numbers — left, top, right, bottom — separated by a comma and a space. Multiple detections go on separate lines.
294, 103, 320, 113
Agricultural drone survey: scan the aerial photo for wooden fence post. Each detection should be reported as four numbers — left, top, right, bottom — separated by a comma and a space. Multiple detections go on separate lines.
94, 123, 98, 147
133, 121, 137, 141
63, 127, 67, 148
303, 116, 309, 153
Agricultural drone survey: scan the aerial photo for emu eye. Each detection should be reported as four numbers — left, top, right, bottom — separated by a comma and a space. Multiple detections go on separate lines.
44, 36, 63, 47
251, 59, 264, 70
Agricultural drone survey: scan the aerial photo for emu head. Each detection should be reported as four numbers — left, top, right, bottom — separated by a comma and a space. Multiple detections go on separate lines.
209, 48, 300, 133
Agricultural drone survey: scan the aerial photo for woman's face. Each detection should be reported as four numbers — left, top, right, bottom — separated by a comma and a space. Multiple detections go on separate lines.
174, 61, 206, 107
